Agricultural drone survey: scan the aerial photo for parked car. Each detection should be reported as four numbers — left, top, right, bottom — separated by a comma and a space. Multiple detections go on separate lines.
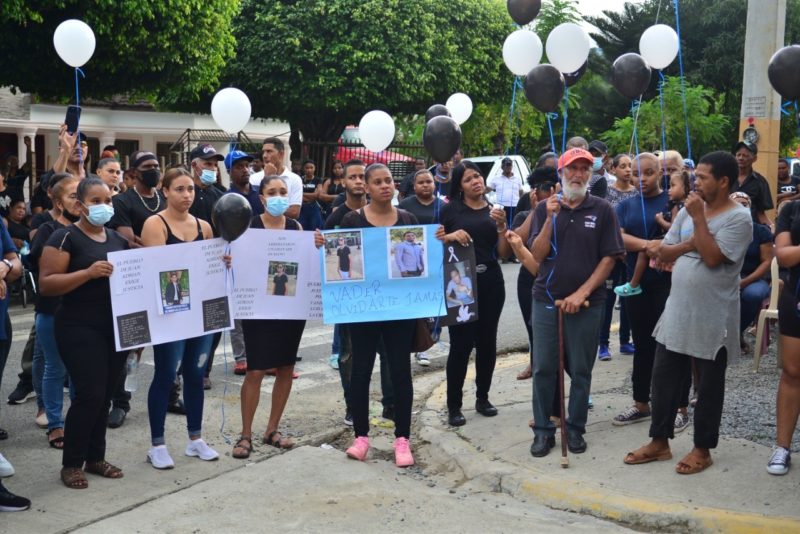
463, 155, 533, 204
335, 126, 414, 171
787, 157, 800, 178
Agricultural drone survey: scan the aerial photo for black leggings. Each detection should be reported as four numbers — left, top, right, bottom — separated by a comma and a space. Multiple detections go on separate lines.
447, 265, 505, 411
56, 318, 127, 468
349, 319, 414, 439
517, 268, 534, 355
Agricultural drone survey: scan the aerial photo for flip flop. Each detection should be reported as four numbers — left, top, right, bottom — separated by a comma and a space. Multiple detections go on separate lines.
676, 454, 713, 475
624, 446, 673, 465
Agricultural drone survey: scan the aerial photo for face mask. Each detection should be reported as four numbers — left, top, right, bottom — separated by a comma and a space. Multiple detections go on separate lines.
265, 196, 289, 217
85, 204, 114, 226
200, 169, 217, 186
62, 210, 80, 223
593, 157, 604, 172
140, 169, 161, 188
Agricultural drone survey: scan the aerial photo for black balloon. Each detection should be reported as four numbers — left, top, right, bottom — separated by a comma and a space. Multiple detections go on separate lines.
507, 0, 541, 26
563, 60, 588, 88
423, 116, 462, 163
524, 64, 565, 113
213, 193, 252, 242
611, 53, 651, 100
768, 45, 800, 100
425, 104, 451, 124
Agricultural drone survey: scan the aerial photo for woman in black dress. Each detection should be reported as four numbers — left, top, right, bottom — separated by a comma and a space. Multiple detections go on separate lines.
435, 161, 511, 427
232, 176, 308, 459
272, 263, 288, 296
39, 177, 129, 489
319, 160, 345, 218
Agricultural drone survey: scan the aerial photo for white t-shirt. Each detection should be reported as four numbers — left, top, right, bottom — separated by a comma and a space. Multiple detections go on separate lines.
250, 169, 303, 206
488, 173, 522, 207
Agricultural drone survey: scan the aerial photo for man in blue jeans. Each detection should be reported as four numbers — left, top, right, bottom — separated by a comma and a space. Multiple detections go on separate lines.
529, 148, 624, 457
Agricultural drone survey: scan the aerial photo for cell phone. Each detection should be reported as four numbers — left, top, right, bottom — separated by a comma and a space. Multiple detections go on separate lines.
65, 105, 81, 134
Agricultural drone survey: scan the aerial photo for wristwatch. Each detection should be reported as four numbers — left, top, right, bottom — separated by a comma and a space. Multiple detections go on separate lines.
1, 259, 12, 277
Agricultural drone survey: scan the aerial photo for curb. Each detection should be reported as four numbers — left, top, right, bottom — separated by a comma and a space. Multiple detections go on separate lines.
418, 371, 800, 533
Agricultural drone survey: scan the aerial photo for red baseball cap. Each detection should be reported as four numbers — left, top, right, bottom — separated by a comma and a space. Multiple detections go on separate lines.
557, 148, 594, 170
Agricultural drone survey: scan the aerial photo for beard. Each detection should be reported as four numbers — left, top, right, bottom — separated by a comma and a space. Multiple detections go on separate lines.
563, 181, 588, 202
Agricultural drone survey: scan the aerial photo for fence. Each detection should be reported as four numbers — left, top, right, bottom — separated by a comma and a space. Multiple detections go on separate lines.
300, 140, 427, 181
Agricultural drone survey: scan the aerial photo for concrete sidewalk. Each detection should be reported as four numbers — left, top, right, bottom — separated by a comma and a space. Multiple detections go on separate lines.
418, 352, 800, 532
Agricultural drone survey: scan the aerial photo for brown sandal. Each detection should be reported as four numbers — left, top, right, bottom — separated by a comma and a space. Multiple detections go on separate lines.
263, 430, 294, 449
624, 446, 672, 465
232, 436, 253, 459
84, 460, 124, 479
676, 453, 713, 475
60, 467, 88, 489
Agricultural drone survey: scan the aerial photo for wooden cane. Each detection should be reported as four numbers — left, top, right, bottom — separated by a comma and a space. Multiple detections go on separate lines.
553, 299, 590, 469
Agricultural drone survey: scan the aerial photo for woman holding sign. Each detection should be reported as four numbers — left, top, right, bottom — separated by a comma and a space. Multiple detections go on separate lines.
39, 177, 129, 489
140, 168, 218, 469
435, 161, 511, 427
325, 163, 420, 468
232, 175, 307, 459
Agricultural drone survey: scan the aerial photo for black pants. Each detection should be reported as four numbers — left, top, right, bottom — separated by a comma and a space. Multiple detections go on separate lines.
625, 278, 670, 404
56, 318, 128, 468
447, 265, 505, 412
349, 319, 414, 439
650, 343, 727, 449
516, 268, 534, 355
16, 324, 35, 386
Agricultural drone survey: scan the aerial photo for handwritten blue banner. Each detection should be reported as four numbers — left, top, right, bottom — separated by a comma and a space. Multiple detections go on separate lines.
320, 224, 445, 324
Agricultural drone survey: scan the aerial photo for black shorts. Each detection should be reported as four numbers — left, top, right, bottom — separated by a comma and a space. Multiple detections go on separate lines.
778, 285, 800, 338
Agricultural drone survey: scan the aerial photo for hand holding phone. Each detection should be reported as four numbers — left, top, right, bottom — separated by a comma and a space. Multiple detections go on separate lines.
65, 105, 81, 134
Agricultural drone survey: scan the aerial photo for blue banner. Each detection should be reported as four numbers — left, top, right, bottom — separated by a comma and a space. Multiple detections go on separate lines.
320, 224, 445, 324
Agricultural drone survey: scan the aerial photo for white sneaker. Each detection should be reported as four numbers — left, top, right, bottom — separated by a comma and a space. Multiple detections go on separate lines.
0, 454, 14, 478
147, 445, 175, 470
185, 439, 219, 461
767, 446, 791, 476
415, 352, 430, 366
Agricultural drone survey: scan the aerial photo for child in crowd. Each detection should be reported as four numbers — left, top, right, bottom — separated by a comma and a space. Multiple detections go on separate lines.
615, 170, 690, 297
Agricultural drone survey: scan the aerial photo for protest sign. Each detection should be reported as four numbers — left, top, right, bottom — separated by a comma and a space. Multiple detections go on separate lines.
320, 224, 445, 324
108, 238, 233, 351
440, 242, 479, 327
229, 228, 322, 320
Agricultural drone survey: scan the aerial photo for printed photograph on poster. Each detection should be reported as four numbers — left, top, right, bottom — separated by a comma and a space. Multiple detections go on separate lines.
445, 262, 474, 308
159, 269, 190, 314
267, 261, 298, 296
388, 226, 427, 279
440, 242, 478, 327
324, 230, 364, 282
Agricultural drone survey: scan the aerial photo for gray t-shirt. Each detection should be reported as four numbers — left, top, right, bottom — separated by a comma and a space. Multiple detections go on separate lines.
653, 204, 752, 360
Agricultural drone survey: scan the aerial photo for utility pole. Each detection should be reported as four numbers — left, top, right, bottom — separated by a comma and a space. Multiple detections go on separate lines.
740, 0, 786, 210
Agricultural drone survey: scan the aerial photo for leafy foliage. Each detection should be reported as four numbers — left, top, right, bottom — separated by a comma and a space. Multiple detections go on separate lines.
601, 77, 730, 158
0, 0, 239, 105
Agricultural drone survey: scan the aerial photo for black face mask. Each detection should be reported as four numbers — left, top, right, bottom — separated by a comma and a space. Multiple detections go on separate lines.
140, 169, 161, 188
62, 210, 80, 223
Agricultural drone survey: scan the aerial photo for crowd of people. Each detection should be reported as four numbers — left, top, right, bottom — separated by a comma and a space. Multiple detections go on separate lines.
0, 126, 798, 513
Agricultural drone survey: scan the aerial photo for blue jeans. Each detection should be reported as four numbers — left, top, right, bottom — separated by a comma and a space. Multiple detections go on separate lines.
532, 300, 603, 437
32, 334, 44, 412
740, 279, 771, 333
36, 313, 74, 430
148, 334, 213, 445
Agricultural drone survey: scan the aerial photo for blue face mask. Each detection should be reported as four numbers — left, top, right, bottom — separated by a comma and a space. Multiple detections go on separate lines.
593, 157, 604, 172
200, 169, 217, 186
85, 204, 114, 226
265, 196, 290, 217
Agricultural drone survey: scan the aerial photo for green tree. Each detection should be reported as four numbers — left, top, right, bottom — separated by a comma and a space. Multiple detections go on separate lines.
601, 77, 730, 158
0, 1, 239, 104
226, 0, 510, 143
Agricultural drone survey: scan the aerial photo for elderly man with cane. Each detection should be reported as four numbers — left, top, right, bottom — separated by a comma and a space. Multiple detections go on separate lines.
528, 148, 625, 459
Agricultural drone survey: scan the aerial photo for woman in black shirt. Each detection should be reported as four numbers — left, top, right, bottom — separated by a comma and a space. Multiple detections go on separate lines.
435, 161, 511, 427
5, 199, 30, 249
39, 177, 129, 489
319, 160, 345, 219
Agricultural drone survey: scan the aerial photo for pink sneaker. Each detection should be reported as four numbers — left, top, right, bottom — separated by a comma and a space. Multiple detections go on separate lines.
346, 436, 370, 461
394, 437, 414, 467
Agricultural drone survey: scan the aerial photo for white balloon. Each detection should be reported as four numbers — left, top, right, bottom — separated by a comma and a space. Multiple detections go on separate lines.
53, 19, 96, 68
211, 88, 252, 134
446, 93, 473, 125
639, 24, 679, 70
503, 30, 543, 76
359, 110, 395, 152
545, 23, 591, 74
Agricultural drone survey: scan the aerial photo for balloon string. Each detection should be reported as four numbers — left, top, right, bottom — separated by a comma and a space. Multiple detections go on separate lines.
506, 76, 519, 156
632, 98, 648, 239
795, 102, 800, 139
546, 114, 558, 158
560, 87, 570, 154
74, 67, 85, 170
673, 0, 692, 161
218, 328, 232, 445
657, 70, 669, 191
627, 98, 643, 155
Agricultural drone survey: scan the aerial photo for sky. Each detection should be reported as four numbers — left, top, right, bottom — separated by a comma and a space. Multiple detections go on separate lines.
575, 0, 643, 18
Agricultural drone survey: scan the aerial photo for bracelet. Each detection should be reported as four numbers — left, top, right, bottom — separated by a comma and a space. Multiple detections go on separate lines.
497, 225, 508, 234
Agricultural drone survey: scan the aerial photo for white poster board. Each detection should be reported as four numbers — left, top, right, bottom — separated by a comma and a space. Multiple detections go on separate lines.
229, 228, 322, 321
108, 238, 233, 351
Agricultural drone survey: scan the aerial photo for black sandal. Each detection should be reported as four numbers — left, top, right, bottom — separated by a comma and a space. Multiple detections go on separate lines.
232, 436, 253, 459
47, 429, 65, 449
263, 430, 294, 449
84, 460, 124, 479
60, 467, 88, 489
